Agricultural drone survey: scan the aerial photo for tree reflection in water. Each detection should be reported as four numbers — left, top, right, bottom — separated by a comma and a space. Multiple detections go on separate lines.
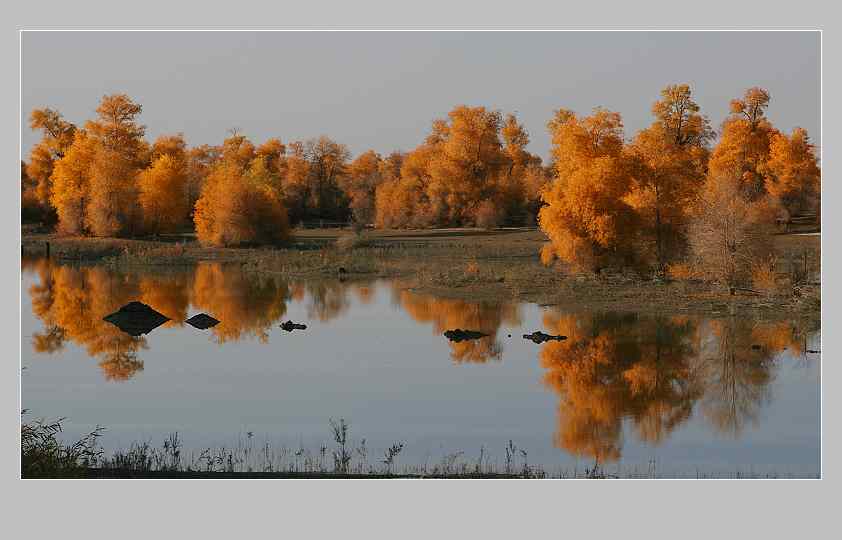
538, 308, 815, 462
392, 285, 521, 363
24, 256, 817, 463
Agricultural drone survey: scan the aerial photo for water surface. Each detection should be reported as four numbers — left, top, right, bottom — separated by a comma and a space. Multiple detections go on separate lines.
21, 258, 821, 476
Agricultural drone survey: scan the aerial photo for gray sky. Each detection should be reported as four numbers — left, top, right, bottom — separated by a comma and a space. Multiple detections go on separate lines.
22, 31, 820, 162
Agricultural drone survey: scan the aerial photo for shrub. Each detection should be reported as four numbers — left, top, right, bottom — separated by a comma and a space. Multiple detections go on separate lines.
21, 415, 103, 478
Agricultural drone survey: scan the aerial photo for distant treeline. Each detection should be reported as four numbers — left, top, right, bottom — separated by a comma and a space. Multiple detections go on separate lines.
22, 85, 820, 286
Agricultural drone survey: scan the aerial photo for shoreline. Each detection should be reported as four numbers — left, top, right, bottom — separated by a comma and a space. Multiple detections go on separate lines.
21, 228, 821, 322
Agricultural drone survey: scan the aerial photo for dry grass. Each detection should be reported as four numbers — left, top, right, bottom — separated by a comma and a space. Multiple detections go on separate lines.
20, 227, 820, 318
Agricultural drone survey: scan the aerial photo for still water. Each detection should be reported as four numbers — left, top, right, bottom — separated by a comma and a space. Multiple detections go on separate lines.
21, 257, 821, 476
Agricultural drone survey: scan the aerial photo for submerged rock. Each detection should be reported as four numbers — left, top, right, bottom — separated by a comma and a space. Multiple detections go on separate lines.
443, 329, 489, 342
522, 331, 567, 344
103, 301, 170, 337
185, 313, 220, 330
280, 320, 307, 332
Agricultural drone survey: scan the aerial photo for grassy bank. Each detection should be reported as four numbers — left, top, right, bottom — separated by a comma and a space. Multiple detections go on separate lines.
22, 416, 815, 480
21, 227, 820, 320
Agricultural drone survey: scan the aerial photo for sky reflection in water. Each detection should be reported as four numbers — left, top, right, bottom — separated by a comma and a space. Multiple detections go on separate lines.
21, 257, 821, 476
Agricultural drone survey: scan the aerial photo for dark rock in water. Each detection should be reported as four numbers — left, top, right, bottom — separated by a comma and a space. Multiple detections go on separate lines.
443, 329, 488, 342
522, 331, 567, 344
103, 301, 170, 337
338, 267, 347, 274
280, 320, 307, 332
751, 344, 762, 350
185, 313, 220, 330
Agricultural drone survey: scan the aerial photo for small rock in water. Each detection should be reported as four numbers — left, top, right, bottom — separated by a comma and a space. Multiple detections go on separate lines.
443, 329, 488, 342
522, 331, 567, 344
103, 301, 170, 337
185, 313, 220, 330
280, 320, 307, 332
751, 344, 762, 350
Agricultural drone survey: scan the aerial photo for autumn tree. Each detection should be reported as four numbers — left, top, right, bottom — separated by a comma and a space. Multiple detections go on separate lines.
278, 136, 351, 224
340, 150, 383, 226
426, 106, 509, 225
49, 129, 97, 235
686, 172, 776, 288
708, 87, 779, 201
26, 108, 76, 220
138, 154, 190, 234
184, 144, 220, 206
497, 113, 542, 223
374, 107, 535, 229
194, 134, 290, 247
84, 94, 148, 236
374, 141, 439, 228
137, 133, 191, 234
21, 161, 43, 223
626, 84, 713, 270
765, 127, 821, 219
538, 108, 639, 272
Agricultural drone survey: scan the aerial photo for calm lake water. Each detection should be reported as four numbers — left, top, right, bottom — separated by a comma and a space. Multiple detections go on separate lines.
21, 257, 821, 477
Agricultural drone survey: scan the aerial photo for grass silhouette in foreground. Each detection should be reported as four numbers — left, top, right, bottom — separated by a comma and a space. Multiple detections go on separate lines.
21, 415, 816, 479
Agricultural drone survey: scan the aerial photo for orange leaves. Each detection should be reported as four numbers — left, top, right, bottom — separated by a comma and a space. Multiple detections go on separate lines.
539, 107, 637, 271
765, 128, 821, 216
194, 135, 290, 247
50, 130, 96, 235
373, 106, 539, 229
340, 150, 384, 225
138, 154, 190, 234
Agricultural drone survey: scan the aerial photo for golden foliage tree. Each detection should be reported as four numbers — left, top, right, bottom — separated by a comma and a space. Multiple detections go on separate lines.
374, 107, 537, 229
83, 94, 148, 236
626, 84, 712, 270
194, 135, 290, 247
138, 154, 190, 234
538, 108, 638, 272
185, 144, 222, 214
765, 127, 821, 218
340, 150, 383, 225
26, 108, 76, 213
708, 87, 779, 201
49, 130, 97, 235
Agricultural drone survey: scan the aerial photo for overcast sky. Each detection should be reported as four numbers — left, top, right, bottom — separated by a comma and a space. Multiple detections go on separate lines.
22, 31, 820, 161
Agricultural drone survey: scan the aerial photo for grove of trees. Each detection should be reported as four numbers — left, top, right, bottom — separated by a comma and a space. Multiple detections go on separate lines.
24, 87, 820, 286
538, 85, 820, 283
